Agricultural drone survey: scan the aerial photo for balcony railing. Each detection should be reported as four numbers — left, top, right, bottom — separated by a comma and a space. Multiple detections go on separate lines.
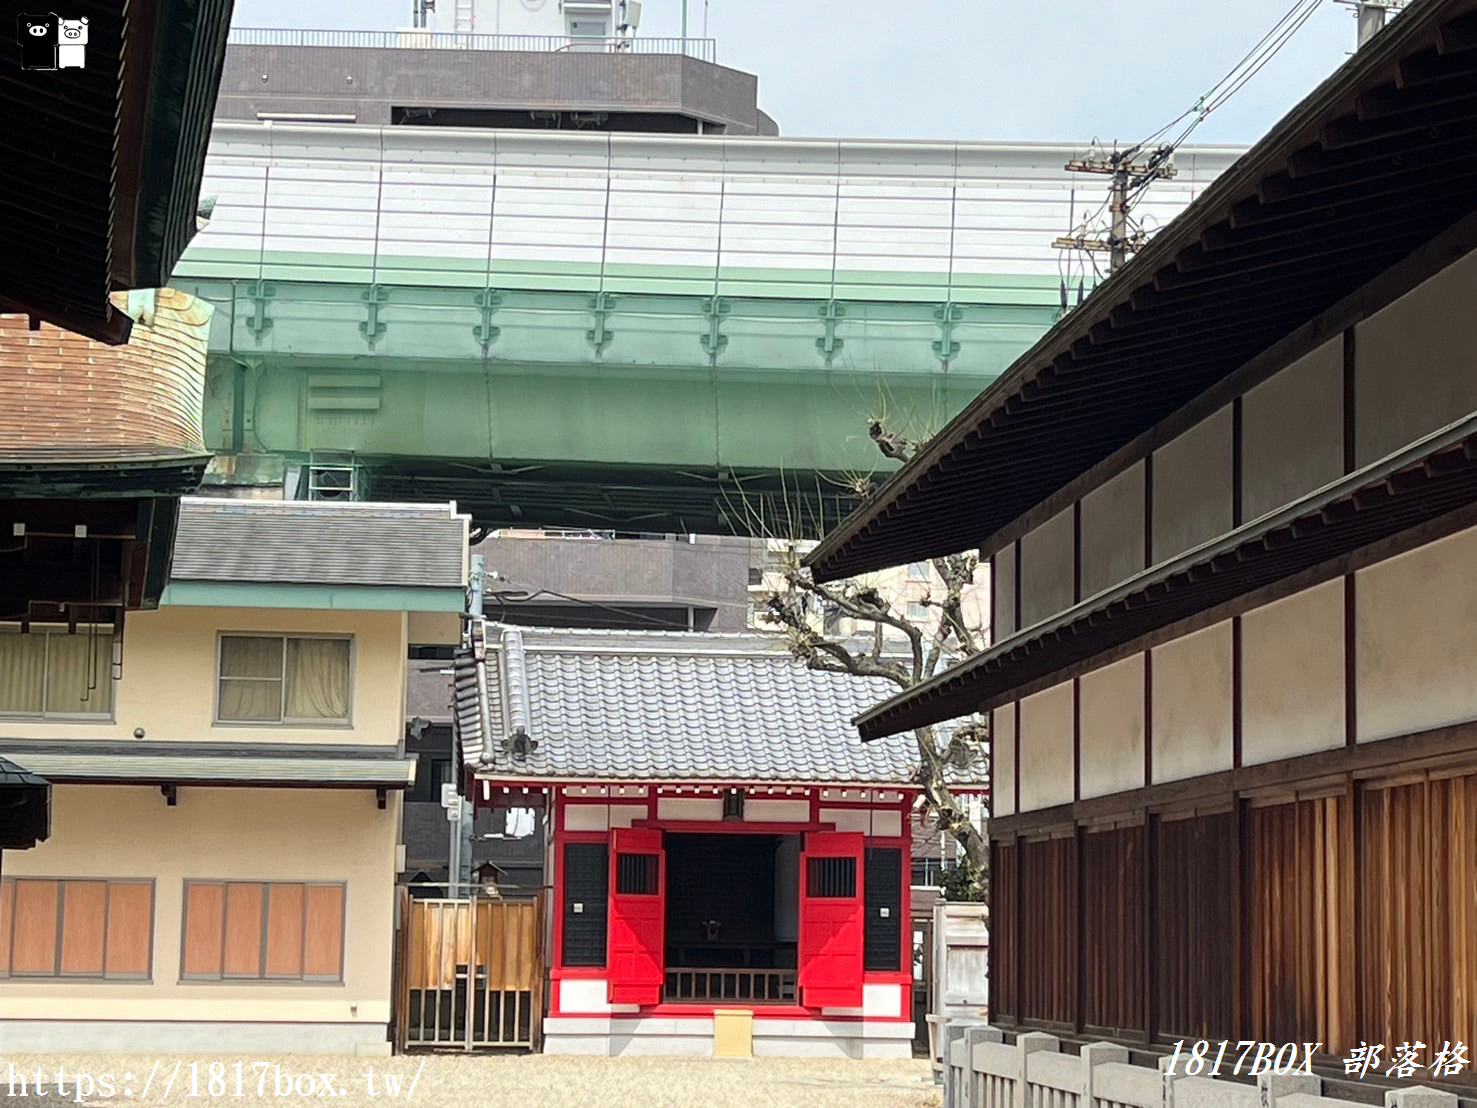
664, 968, 796, 1004
228, 28, 717, 62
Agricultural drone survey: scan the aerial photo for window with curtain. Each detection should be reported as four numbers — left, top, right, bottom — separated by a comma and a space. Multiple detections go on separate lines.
217, 635, 351, 724
0, 626, 113, 718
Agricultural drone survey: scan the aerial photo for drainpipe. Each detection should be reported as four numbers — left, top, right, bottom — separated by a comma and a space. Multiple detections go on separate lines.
469, 554, 486, 620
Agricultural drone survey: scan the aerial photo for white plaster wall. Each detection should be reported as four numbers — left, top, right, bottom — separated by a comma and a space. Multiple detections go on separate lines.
608, 804, 647, 829
1019, 508, 1075, 629
993, 545, 1018, 639
1152, 406, 1233, 563
745, 799, 810, 822
1017, 682, 1074, 811
1357, 527, 1477, 743
1080, 461, 1145, 601
1356, 249, 1477, 466
1241, 580, 1345, 765
564, 804, 610, 832
656, 797, 722, 821
991, 706, 1016, 817
1078, 654, 1145, 799
819, 808, 872, 834
1241, 339, 1344, 522
1151, 622, 1234, 784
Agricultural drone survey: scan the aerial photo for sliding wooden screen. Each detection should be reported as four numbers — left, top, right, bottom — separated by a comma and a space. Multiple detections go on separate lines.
1153, 811, 1234, 1040
1246, 794, 1347, 1053
1080, 825, 1144, 1036
990, 840, 1018, 1021
1018, 834, 1074, 1026
1360, 771, 1477, 1071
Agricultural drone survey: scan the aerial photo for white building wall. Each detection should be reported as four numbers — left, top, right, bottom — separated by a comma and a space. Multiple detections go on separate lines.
1241, 338, 1344, 522
1080, 461, 1145, 601
1018, 509, 1074, 630
1151, 406, 1233, 563
1355, 248, 1477, 466
991, 706, 1016, 817
1240, 580, 1345, 765
1150, 622, 1233, 784
1356, 527, 1477, 743
1078, 654, 1145, 799
1017, 683, 1073, 812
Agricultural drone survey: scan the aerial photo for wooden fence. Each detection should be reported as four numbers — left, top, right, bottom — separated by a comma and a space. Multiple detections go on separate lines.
394, 892, 545, 1051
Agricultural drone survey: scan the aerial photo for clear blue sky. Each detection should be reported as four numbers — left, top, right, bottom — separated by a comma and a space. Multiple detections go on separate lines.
229, 0, 1368, 145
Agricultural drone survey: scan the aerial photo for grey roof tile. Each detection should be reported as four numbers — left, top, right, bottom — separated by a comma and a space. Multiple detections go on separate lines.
455, 624, 984, 786
171, 497, 468, 589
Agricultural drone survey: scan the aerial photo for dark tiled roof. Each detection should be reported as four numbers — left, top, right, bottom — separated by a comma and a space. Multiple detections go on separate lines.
171, 498, 468, 589
456, 625, 985, 786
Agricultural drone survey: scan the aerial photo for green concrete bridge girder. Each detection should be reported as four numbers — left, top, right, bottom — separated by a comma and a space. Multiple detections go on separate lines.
178, 278, 1059, 533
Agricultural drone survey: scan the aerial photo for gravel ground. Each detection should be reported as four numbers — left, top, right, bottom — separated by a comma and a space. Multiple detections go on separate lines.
2, 1053, 942, 1108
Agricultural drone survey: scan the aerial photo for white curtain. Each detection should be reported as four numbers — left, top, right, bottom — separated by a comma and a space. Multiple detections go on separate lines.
44, 632, 113, 715
285, 638, 350, 721
218, 636, 284, 721
0, 631, 45, 713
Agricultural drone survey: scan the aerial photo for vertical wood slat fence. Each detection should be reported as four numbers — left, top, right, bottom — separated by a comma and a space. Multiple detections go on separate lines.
939, 1025, 1460, 1108
394, 892, 545, 1051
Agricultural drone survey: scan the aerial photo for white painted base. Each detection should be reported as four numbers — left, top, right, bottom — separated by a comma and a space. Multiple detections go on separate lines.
0, 1020, 391, 1056
543, 1015, 914, 1059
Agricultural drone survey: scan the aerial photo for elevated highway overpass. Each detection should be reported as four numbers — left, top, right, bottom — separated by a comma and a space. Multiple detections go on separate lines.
173, 123, 1239, 534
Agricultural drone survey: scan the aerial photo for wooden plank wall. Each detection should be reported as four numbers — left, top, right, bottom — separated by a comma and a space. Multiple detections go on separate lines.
990, 841, 1018, 1021
1081, 825, 1144, 1036
1360, 771, 1477, 1061
1019, 836, 1074, 1025
1246, 795, 1346, 1053
1153, 812, 1234, 1039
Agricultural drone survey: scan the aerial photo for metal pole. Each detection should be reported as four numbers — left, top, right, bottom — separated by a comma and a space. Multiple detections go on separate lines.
1109, 165, 1129, 274
1356, 2, 1385, 45
681, 0, 688, 53
469, 554, 486, 619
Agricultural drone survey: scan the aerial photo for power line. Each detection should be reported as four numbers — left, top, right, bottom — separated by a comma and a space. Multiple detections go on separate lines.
1054, 0, 1327, 283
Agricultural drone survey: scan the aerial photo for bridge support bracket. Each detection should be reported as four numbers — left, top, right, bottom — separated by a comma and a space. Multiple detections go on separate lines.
359, 284, 390, 347
474, 288, 504, 350
244, 280, 275, 344
700, 296, 731, 358
586, 291, 617, 355
816, 299, 846, 362
932, 302, 964, 365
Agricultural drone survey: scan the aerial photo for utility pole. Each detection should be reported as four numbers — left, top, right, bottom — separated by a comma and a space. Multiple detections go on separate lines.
1337, 0, 1408, 47
1053, 145, 1177, 275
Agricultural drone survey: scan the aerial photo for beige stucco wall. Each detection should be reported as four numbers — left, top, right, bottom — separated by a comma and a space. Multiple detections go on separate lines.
406, 611, 461, 646
1357, 526, 1477, 743
1240, 580, 1345, 765
1017, 682, 1073, 812
1018, 509, 1075, 629
1, 785, 397, 1026
1078, 654, 1145, 799
1151, 622, 1233, 784
1242, 339, 1344, 522
991, 706, 1016, 817
1356, 248, 1477, 466
1152, 406, 1233, 563
993, 544, 1018, 640
1080, 461, 1145, 602
2, 606, 408, 746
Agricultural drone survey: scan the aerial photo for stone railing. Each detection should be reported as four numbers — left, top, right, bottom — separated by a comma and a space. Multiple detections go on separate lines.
938, 1024, 1460, 1108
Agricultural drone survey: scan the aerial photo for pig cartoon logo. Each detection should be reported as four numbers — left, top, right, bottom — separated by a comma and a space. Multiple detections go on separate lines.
17, 13, 58, 70
57, 16, 86, 68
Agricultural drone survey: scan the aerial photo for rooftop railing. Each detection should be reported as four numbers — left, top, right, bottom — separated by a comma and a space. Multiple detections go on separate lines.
228, 27, 717, 62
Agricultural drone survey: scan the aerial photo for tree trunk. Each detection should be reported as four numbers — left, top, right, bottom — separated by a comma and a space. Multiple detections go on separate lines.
914, 730, 990, 900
